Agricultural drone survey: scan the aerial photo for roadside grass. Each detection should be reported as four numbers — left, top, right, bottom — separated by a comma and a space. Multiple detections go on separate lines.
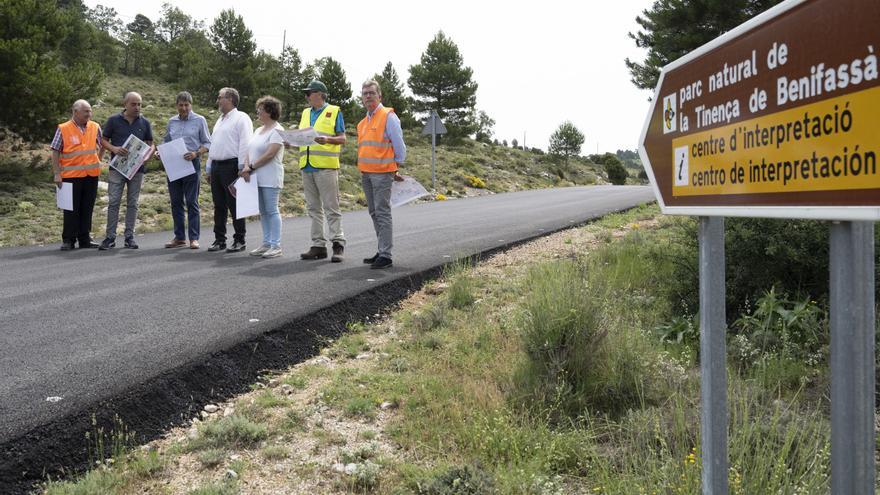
44, 448, 166, 495
42, 202, 833, 494
185, 415, 268, 452
1, 73, 605, 248
186, 479, 239, 495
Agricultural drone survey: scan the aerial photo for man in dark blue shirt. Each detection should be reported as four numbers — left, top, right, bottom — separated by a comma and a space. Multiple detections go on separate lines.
100, 91, 153, 250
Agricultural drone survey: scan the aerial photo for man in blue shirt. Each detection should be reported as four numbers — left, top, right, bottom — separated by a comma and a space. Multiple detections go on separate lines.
161, 91, 211, 249
99, 91, 153, 250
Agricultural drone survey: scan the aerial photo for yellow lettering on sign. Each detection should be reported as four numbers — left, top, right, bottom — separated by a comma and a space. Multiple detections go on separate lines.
672, 85, 880, 196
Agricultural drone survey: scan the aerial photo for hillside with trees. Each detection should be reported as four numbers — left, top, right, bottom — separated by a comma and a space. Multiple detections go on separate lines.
0, 0, 639, 248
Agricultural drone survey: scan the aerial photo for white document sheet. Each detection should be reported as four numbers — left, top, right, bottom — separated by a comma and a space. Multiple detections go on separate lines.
232, 177, 259, 219
157, 138, 197, 182
390, 176, 430, 208
56, 182, 73, 211
275, 127, 318, 147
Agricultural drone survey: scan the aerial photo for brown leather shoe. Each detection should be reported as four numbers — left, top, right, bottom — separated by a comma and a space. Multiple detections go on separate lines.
189, 240, 200, 249
300, 246, 328, 260
165, 239, 187, 248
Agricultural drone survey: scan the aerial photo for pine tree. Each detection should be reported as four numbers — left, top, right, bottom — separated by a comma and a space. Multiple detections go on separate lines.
0, 0, 104, 140
625, 0, 783, 89
310, 57, 353, 119
279, 46, 306, 121
208, 9, 257, 107
156, 3, 202, 82
373, 62, 414, 128
548, 121, 585, 162
408, 31, 478, 139
83, 4, 123, 73
474, 110, 495, 143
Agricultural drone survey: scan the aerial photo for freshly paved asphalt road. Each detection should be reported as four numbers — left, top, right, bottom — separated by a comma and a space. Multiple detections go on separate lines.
0, 185, 653, 443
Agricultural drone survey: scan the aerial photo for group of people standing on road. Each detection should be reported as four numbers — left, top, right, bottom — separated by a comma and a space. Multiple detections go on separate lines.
52, 79, 406, 269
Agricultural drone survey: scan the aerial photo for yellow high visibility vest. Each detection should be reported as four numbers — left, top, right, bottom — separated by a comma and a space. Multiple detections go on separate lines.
58, 120, 101, 178
298, 105, 341, 169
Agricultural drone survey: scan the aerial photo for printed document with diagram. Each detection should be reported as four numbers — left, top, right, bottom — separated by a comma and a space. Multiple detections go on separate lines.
109, 134, 154, 180
275, 127, 318, 147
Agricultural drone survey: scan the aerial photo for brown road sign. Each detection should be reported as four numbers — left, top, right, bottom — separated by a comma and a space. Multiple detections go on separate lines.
638, 0, 880, 220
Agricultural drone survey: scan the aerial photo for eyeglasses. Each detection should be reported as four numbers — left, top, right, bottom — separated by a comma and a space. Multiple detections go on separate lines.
361, 91, 378, 96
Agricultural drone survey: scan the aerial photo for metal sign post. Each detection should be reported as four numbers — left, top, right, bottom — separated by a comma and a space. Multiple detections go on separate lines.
699, 216, 727, 494
830, 221, 875, 493
421, 111, 447, 192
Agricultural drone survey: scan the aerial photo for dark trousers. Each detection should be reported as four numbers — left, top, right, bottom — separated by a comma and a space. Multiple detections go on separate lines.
62, 176, 98, 245
168, 159, 201, 241
210, 159, 245, 243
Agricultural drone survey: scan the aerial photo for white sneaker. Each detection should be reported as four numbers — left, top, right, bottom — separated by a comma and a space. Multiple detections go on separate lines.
250, 244, 270, 256
262, 246, 283, 258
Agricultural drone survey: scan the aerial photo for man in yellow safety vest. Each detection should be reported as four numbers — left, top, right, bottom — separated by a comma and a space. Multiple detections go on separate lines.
298, 80, 347, 263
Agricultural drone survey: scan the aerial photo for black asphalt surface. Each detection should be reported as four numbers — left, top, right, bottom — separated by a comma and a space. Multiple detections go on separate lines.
0, 185, 653, 490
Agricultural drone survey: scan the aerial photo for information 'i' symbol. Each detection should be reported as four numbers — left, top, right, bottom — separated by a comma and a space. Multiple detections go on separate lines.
673, 146, 688, 186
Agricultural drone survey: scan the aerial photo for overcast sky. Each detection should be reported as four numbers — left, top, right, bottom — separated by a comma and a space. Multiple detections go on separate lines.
85, 0, 656, 153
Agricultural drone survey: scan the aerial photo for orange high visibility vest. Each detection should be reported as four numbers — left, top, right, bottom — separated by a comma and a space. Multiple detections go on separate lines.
58, 120, 101, 178
356, 107, 397, 173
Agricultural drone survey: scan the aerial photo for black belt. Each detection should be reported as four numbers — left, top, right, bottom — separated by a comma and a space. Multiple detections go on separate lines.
213, 158, 238, 165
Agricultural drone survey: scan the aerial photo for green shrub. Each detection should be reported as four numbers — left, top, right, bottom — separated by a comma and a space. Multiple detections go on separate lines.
187, 479, 239, 495
128, 450, 165, 478
730, 288, 827, 372
447, 275, 476, 309
187, 415, 268, 451
261, 445, 288, 460
421, 463, 495, 495
604, 159, 628, 185
408, 304, 447, 332
196, 448, 225, 469
653, 315, 698, 347
44, 469, 125, 495
662, 217, 880, 317
515, 259, 667, 419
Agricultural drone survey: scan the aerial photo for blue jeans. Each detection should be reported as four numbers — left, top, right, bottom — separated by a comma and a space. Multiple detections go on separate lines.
167, 159, 200, 240
258, 186, 282, 248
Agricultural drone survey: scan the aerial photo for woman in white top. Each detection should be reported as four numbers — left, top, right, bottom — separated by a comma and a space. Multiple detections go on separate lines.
240, 96, 285, 258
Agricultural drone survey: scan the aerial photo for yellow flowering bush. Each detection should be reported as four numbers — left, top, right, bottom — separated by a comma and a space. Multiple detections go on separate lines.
466, 175, 486, 188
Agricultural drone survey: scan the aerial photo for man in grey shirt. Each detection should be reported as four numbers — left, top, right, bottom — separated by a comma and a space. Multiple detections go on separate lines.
161, 91, 211, 249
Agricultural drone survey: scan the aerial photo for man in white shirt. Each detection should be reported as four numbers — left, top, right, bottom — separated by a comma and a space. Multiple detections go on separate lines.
206, 87, 253, 252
